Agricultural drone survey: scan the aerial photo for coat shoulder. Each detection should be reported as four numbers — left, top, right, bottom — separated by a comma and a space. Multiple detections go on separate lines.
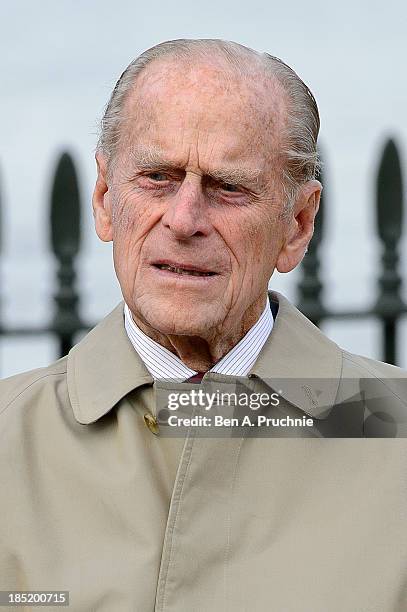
0, 356, 68, 418
340, 349, 407, 407
342, 349, 407, 378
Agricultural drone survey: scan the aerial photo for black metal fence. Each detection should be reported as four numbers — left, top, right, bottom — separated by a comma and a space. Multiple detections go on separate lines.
0, 138, 405, 371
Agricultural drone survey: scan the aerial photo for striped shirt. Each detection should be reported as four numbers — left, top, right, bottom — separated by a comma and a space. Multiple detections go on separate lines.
124, 299, 274, 380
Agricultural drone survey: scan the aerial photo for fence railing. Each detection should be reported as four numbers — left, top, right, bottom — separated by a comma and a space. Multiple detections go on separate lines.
0, 138, 405, 371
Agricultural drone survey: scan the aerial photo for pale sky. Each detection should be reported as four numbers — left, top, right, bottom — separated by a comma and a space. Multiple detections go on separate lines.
1, 0, 407, 375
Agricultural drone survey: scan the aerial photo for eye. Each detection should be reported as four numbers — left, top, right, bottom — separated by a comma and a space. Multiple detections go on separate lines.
221, 182, 240, 193
147, 172, 169, 182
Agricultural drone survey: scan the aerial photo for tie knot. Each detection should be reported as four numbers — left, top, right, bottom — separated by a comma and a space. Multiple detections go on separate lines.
184, 371, 206, 383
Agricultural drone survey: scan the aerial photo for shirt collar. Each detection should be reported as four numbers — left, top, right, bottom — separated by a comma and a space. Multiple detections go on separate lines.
67, 291, 342, 424
123, 298, 273, 380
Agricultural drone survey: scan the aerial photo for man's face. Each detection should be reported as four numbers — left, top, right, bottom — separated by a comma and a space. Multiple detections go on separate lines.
93, 59, 315, 340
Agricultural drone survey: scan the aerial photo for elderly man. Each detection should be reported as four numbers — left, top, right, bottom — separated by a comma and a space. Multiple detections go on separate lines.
1, 39, 407, 612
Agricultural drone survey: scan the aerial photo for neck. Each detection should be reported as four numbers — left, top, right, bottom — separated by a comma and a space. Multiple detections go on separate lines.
131, 294, 268, 371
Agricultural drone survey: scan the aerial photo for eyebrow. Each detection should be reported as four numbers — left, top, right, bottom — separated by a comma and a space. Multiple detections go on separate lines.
127, 145, 262, 186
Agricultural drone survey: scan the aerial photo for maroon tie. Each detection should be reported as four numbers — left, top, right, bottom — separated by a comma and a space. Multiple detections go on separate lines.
184, 371, 206, 383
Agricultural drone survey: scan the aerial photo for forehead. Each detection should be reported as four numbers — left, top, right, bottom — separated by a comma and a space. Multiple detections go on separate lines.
119, 57, 287, 173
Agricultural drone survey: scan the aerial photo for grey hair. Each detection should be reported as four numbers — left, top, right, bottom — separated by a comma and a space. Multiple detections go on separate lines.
97, 39, 321, 211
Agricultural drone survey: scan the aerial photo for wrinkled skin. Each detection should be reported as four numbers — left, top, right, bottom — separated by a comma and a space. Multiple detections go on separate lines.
92, 57, 321, 371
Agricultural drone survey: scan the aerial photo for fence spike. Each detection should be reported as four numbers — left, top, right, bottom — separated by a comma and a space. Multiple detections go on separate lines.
375, 137, 405, 364
50, 152, 83, 356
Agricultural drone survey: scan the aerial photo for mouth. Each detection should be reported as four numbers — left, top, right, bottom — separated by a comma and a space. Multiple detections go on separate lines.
152, 261, 218, 278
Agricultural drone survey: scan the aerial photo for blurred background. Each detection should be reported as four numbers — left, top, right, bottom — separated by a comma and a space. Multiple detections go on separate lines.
1, 0, 407, 377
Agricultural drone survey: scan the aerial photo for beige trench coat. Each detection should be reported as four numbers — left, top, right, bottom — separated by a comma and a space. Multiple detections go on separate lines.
1, 291, 407, 611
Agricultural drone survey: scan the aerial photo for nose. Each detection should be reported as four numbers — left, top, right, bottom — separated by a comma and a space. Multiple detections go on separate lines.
161, 177, 211, 239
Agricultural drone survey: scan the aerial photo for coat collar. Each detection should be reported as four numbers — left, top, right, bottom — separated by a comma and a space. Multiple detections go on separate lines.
247, 290, 343, 419
67, 302, 153, 424
67, 291, 343, 425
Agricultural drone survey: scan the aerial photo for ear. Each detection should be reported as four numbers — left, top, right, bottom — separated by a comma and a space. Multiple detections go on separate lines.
92, 152, 113, 242
276, 180, 322, 274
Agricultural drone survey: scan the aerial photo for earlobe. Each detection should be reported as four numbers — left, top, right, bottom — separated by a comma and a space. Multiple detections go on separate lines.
92, 153, 113, 242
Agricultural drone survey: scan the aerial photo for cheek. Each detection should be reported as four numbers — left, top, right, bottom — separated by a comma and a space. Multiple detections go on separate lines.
111, 191, 163, 256
232, 214, 276, 264
234, 215, 283, 281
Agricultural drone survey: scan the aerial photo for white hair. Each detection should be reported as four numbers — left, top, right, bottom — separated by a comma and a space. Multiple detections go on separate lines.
97, 38, 321, 211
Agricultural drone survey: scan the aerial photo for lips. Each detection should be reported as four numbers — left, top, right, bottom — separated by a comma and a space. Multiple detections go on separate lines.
152, 260, 217, 277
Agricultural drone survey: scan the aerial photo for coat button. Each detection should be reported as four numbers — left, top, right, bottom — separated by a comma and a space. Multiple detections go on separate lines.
144, 413, 159, 435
